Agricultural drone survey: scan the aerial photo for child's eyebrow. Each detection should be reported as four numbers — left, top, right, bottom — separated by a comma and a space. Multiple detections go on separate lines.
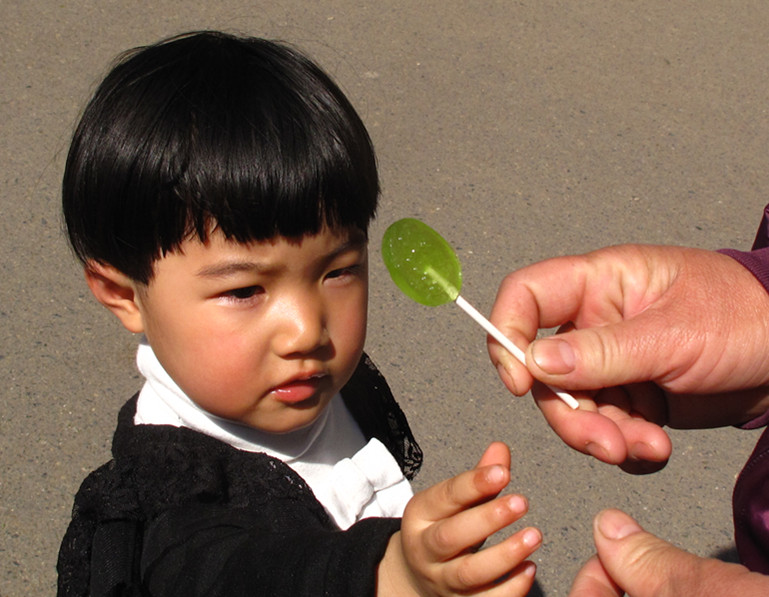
196, 261, 267, 278
196, 235, 367, 279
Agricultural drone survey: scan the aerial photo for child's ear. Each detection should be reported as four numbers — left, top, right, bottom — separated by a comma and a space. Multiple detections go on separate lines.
84, 261, 145, 334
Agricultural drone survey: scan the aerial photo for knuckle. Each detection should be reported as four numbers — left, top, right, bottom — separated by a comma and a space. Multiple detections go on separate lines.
452, 557, 480, 590
428, 522, 455, 555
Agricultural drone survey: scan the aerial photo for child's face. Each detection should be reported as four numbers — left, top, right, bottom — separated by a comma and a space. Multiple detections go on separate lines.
133, 226, 368, 433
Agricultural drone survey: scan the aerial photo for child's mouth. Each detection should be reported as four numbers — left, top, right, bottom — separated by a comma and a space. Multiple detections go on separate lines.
271, 375, 325, 404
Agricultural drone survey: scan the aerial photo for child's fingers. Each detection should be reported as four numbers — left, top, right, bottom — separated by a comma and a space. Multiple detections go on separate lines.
491, 561, 538, 596
475, 441, 511, 470
406, 463, 511, 523
442, 528, 541, 594
421, 494, 529, 562
409, 441, 514, 524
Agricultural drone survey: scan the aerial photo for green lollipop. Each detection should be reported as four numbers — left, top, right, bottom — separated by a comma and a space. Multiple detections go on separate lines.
382, 218, 579, 410
381, 218, 462, 306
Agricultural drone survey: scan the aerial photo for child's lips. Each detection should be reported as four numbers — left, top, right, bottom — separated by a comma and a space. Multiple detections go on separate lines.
271, 374, 325, 404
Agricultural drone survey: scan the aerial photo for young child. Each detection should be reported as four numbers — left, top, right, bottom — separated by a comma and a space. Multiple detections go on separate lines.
57, 31, 541, 596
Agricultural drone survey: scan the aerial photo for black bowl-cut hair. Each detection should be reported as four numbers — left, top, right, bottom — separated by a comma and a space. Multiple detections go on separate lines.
63, 31, 380, 283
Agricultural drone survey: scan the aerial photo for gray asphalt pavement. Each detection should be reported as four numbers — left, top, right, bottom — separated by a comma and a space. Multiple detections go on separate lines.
3, 2, 769, 595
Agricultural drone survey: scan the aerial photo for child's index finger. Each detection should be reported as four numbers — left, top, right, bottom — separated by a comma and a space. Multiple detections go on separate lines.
409, 463, 511, 523
475, 441, 511, 469
423, 494, 532, 567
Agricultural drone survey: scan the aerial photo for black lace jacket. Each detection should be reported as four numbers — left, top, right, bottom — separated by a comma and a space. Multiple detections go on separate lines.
57, 353, 422, 596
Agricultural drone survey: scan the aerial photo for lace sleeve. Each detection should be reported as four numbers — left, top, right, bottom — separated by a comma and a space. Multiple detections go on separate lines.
341, 353, 423, 480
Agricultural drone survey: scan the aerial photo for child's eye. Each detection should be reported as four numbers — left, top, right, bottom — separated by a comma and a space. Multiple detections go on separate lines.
221, 285, 264, 302
325, 264, 362, 282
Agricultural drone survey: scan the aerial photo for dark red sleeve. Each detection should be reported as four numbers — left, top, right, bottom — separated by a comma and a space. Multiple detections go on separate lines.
719, 204, 769, 295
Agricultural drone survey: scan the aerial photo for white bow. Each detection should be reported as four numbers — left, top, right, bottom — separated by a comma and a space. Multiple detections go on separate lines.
325, 438, 414, 529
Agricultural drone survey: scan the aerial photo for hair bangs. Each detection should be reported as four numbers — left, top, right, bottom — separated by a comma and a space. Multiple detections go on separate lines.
63, 31, 379, 284
162, 35, 379, 249
176, 76, 379, 245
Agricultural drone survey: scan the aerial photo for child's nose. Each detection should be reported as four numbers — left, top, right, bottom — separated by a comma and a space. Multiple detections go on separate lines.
272, 297, 329, 356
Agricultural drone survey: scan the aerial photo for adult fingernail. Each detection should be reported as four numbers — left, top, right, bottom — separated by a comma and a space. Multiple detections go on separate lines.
496, 353, 520, 395
596, 509, 643, 540
530, 339, 576, 374
585, 442, 610, 461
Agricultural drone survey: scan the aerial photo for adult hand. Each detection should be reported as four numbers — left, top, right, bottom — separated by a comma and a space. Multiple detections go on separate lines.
377, 442, 541, 596
568, 509, 769, 597
488, 245, 769, 473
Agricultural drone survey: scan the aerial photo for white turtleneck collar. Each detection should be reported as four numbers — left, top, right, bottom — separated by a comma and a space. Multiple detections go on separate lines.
133, 339, 413, 529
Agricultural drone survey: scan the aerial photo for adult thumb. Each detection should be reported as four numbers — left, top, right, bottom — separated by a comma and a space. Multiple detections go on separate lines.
589, 509, 702, 597
526, 320, 673, 391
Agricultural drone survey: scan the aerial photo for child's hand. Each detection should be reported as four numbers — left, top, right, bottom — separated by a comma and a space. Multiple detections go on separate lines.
378, 442, 540, 596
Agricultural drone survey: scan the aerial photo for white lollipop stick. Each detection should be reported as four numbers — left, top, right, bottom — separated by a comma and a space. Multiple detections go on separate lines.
454, 295, 580, 410
422, 265, 579, 409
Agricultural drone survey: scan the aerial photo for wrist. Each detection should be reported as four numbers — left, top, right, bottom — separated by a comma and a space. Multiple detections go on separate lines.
376, 531, 421, 597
